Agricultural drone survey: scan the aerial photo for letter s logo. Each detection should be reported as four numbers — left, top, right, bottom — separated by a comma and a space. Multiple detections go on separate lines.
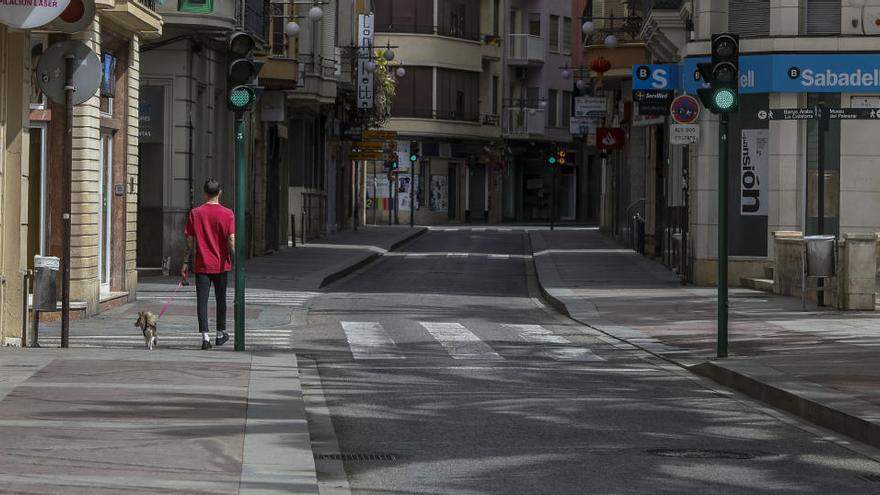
651, 69, 668, 89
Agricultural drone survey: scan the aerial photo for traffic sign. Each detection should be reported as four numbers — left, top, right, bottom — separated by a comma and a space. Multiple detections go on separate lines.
756, 107, 880, 121
36, 40, 101, 106
351, 152, 386, 160
353, 141, 386, 151
669, 124, 700, 145
670, 95, 701, 124
363, 130, 398, 140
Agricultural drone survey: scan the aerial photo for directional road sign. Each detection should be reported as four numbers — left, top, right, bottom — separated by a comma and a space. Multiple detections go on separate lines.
757, 107, 880, 121
351, 152, 386, 161
353, 141, 386, 151
363, 130, 398, 140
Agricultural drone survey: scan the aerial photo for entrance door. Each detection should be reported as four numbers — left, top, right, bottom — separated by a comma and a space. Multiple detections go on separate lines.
468, 164, 487, 222
99, 132, 113, 292
559, 169, 576, 220
26, 124, 48, 269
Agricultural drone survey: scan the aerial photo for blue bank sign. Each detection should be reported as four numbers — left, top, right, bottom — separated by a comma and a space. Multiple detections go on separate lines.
632, 64, 680, 91
665, 53, 880, 94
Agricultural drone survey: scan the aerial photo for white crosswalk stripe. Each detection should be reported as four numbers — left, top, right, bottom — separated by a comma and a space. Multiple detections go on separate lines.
341, 322, 405, 360
38, 328, 293, 349
418, 322, 503, 360
137, 290, 318, 308
504, 324, 605, 361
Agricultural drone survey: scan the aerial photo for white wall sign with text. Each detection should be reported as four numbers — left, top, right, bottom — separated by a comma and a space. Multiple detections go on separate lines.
669, 123, 700, 145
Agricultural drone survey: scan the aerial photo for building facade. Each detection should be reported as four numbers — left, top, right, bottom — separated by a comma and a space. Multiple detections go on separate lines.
637, 0, 880, 286
371, 0, 504, 225
0, 1, 162, 345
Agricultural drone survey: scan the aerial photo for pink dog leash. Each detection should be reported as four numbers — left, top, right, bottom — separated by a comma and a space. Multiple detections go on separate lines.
157, 276, 187, 319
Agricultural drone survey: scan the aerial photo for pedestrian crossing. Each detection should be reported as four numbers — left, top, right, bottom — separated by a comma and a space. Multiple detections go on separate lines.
340, 321, 605, 362
38, 327, 294, 350
136, 290, 319, 308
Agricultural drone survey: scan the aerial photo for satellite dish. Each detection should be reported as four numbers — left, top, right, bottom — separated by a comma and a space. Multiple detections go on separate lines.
36, 41, 102, 106
0, 0, 71, 29
49, 0, 96, 33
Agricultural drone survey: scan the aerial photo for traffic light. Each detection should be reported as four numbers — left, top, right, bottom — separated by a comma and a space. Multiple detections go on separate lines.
409, 141, 420, 163
547, 149, 557, 166
697, 33, 739, 114
227, 31, 263, 112
388, 153, 399, 171
557, 147, 567, 166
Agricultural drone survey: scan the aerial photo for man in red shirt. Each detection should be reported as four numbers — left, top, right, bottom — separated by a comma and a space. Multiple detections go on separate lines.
182, 179, 236, 350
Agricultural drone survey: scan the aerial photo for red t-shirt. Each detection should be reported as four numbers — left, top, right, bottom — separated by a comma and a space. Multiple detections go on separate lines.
184, 203, 235, 274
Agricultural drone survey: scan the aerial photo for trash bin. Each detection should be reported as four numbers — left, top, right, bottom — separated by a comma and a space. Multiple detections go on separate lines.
804, 235, 836, 277
33, 255, 59, 312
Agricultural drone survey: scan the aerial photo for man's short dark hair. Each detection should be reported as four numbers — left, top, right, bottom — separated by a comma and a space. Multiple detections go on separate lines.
204, 179, 221, 197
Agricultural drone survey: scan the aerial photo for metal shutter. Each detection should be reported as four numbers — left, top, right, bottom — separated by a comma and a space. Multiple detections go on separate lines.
806, 0, 841, 35
728, 0, 770, 38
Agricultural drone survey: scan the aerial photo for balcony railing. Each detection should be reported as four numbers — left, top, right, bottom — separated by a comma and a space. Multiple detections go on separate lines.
507, 34, 545, 65
503, 107, 545, 137
374, 23, 481, 42
640, 0, 683, 14
135, 0, 157, 10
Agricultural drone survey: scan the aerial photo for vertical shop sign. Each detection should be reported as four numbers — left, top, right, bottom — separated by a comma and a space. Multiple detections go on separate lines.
740, 129, 768, 216
357, 14, 374, 109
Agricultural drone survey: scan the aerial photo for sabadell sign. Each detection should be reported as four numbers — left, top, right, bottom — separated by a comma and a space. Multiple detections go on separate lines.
0, 0, 71, 29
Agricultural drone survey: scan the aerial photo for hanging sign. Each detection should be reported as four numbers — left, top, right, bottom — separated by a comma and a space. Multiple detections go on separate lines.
357, 14, 375, 109
0, 0, 71, 29
596, 128, 625, 150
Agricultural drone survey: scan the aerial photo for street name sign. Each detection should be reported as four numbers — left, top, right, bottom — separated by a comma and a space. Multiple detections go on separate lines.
670, 124, 700, 145
363, 130, 398, 140
757, 107, 880, 121
574, 96, 606, 116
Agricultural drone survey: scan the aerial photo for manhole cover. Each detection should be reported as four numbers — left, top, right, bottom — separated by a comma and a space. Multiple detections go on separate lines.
314, 453, 399, 462
646, 448, 758, 460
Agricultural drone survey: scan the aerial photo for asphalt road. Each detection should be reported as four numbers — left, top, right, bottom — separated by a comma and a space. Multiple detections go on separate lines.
293, 229, 880, 494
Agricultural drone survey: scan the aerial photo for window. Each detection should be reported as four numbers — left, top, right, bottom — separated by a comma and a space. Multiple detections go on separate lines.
493, 0, 500, 36
436, 68, 480, 121
562, 91, 572, 127
806, 0, 841, 35
550, 15, 559, 52
562, 17, 572, 53
548, 89, 558, 126
390, 66, 433, 118
29, 35, 47, 108
438, 0, 480, 40
179, 0, 212, 13
268, 1, 293, 57
528, 13, 541, 36
492, 76, 499, 115
375, 0, 434, 35
727, 0, 769, 37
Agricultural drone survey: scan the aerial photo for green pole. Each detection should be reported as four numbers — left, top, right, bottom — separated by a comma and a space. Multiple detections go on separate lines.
718, 113, 729, 358
234, 115, 246, 352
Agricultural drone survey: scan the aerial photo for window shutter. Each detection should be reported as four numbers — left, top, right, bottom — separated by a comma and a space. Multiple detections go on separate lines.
806, 0, 840, 35
728, 0, 769, 38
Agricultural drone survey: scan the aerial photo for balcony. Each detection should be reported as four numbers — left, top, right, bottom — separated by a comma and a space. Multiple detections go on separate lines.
507, 34, 545, 66
503, 107, 545, 139
96, 0, 163, 38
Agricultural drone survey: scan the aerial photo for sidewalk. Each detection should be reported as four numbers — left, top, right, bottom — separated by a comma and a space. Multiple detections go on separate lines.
530, 228, 880, 449
0, 349, 317, 494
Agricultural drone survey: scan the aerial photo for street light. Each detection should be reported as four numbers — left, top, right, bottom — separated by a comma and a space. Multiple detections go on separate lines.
604, 34, 619, 49
582, 21, 594, 35
365, 60, 376, 73
395, 66, 406, 78
308, 6, 324, 21
285, 21, 301, 37
576, 79, 588, 91
384, 47, 395, 61
561, 68, 572, 80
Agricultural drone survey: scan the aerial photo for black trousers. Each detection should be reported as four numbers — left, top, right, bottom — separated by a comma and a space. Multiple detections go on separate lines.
196, 272, 228, 334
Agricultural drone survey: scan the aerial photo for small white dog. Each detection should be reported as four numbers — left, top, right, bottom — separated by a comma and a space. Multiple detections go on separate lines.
134, 311, 159, 350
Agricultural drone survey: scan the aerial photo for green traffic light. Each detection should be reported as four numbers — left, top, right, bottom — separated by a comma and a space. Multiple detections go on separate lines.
229, 87, 255, 110
713, 88, 736, 111
548, 156, 557, 165
409, 154, 418, 162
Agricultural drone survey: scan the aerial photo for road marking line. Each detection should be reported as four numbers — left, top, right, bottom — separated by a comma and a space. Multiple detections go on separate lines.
503, 324, 605, 361
488, 254, 510, 260
418, 322, 503, 360
341, 322, 405, 360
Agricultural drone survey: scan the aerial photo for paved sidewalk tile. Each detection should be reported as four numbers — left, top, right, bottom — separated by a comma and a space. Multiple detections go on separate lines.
0, 349, 317, 495
529, 228, 880, 448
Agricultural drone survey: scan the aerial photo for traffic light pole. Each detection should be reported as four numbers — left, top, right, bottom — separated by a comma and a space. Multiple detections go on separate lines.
61, 53, 75, 349
234, 115, 247, 352
717, 113, 730, 358
817, 103, 828, 306
410, 170, 415, 228
550, 165, 557, 231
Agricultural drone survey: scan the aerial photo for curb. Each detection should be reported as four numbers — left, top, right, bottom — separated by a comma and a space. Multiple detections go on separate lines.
318, 228, 427, 288
691, 361, 880, 450
527, 229, 880, 449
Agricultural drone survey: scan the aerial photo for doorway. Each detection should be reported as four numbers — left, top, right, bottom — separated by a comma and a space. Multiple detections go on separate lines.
468, 164, 486, 222
26, 124, 48, 270
99, 132, 114, 293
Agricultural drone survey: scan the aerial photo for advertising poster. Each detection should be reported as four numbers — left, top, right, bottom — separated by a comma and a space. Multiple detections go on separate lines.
430, 176, 448, 212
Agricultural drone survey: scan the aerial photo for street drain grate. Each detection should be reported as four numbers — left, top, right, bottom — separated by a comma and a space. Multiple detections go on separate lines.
860, 474, 880, 483
646, 449, 757, 460
314, 453, 399, 462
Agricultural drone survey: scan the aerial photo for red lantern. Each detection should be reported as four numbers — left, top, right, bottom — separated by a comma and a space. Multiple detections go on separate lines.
589, 56, 612, 87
